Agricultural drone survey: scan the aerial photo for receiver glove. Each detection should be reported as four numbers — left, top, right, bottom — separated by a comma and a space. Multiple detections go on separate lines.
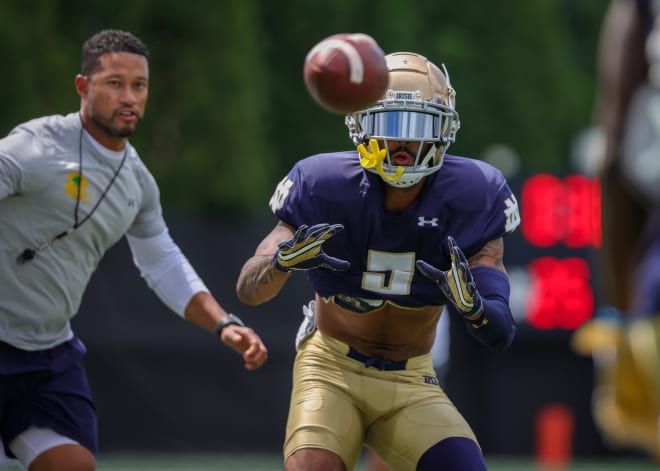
416, 236, 484, 318
275, 223, 350, 272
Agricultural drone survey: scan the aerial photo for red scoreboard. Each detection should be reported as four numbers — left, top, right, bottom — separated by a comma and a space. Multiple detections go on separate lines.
512, 173, 601, 331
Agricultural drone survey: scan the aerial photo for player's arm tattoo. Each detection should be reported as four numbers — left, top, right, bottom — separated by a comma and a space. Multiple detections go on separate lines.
467, 238, 506, 273
244, 255, 276, 286
237, 223, 294, 305
237, 255, 288, 305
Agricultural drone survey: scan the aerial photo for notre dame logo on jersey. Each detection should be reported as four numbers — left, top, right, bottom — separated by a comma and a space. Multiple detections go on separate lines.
269, 176, 294, 213
65, 171, 91, 204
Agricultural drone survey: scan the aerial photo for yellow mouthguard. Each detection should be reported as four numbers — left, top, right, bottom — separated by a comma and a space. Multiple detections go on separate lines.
357, 139, 405, 182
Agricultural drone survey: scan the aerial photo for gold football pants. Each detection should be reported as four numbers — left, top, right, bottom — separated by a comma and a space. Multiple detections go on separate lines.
284, 330, 478, 470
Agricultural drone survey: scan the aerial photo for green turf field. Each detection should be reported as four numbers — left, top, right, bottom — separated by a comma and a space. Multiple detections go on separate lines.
98, 454, 660, 470
1, 453, 658, 470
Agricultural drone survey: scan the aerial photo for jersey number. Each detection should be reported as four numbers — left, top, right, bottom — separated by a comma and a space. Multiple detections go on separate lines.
362, 250, 415, 295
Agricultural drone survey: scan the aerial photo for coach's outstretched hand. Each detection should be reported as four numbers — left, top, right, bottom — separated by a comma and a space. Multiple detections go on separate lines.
274, 223, 350, 272
219, 323, 269, 370
416, 236, 484, 318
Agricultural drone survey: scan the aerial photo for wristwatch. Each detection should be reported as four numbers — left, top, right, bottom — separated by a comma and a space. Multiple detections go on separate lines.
215, 313, 246, 337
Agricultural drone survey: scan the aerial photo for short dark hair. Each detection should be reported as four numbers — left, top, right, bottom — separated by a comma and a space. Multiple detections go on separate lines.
81, 29, 149, 76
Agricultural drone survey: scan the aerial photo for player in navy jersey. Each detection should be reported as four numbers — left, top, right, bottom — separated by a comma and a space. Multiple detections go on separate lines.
237, 52, 520, 471
0, 29, 268, 471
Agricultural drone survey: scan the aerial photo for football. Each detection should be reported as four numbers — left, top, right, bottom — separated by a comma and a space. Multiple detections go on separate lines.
303, 33, 389, 114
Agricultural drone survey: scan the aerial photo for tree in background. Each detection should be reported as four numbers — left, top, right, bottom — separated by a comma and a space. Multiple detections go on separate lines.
0, 0, 608, 213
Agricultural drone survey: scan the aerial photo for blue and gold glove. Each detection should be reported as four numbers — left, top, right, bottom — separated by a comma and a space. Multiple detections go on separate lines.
274, 223, 350, 272
416, 236, 485, 318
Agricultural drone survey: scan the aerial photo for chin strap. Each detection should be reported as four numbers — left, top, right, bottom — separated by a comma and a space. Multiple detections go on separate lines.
357, 139, 405, 182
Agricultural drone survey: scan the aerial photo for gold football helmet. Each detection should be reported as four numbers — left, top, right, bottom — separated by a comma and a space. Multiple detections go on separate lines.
346, 52, 460, 187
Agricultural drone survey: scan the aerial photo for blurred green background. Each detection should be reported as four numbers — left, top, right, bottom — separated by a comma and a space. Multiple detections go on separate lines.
0, 0, 608, 215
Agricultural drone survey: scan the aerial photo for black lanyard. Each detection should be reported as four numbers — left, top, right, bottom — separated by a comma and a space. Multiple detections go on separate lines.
16, 125, 128, 265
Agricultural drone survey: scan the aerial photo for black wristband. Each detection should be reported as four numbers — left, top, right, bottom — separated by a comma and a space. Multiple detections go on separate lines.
468, 309, 488, 329
215, 314, 245, 337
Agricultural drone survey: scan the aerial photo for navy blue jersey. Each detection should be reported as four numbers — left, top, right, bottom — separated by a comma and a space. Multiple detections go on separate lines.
269, 151, 520, 307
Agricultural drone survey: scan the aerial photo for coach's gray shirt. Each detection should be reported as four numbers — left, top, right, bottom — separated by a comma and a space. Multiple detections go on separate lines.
0, 112, 166, 350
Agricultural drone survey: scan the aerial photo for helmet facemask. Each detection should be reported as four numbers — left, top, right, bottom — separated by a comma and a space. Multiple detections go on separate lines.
346, 52, 461, 188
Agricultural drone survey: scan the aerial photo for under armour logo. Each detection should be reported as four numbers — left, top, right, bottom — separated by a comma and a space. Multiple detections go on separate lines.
417, 217, 439, 227
127, 198, 135, 207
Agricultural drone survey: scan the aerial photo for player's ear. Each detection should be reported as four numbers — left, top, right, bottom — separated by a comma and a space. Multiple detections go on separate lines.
75, 74, 89, 98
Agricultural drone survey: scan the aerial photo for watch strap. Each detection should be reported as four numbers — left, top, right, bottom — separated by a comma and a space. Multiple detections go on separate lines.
215, 313, 245, 337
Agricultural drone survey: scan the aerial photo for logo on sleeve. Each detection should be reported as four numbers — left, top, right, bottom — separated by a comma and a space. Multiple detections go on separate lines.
269, 176, 294, 213
504, 194, 520, 233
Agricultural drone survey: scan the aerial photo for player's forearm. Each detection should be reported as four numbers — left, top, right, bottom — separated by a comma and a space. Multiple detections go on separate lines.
236, 254, 291, 305
462, 266, 516, 351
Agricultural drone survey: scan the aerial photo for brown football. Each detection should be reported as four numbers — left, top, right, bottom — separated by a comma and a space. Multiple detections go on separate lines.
303, 33, 389, 114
